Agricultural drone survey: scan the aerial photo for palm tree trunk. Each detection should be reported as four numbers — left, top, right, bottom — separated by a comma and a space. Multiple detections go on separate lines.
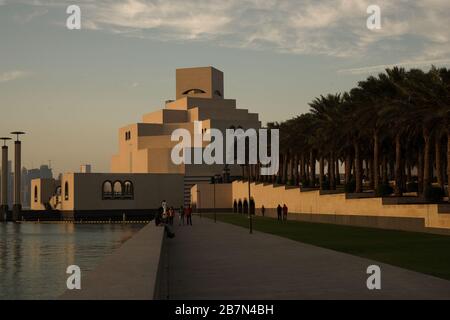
305, 155, 310, 186
300, 154, 305, 184
294, 154, 299, 186
283, 153, 288, 184
436, 136, 443, 189
394, 133, 403, 196
310, 150, 316, 187
319, 156, 325, 190
345, 152, 351, 184
407, 162, 412, 184
354, 141, 362, 193
423, 127, 431, 189
418, 149, 424, 193
289, 155, 294, 184
335, 158, 340, 186
447, 129, 450, 202
373, 132, 380, 190
368, 158, 374, 189
382, 155, 388, 184
329, 153, 335, 190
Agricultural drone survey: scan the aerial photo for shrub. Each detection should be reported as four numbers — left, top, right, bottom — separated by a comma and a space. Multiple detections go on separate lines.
376, 184, 393, 197
344, 180, 356, 193
406, 182, 418, 193
424, 186, 444, 202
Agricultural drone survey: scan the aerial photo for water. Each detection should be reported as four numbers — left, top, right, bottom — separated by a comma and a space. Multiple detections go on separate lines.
0, 222, 143, 300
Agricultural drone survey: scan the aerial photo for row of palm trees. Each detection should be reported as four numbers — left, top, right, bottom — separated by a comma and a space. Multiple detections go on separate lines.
245, 66, 450, 201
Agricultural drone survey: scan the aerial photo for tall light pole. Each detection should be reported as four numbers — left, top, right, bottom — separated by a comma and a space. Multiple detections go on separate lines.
0, 137, 12, 222
248, 165, 253, 234
11, 132, 25, 222
211, 174, 221, 223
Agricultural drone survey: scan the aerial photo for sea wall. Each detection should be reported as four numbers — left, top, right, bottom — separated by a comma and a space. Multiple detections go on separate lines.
60, 222, 164, 300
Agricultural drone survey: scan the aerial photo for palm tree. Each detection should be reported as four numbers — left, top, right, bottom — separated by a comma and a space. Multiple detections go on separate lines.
273, 65, 449, 202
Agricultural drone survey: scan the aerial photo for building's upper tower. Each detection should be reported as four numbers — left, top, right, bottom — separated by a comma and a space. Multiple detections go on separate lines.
176, 67, 224, 100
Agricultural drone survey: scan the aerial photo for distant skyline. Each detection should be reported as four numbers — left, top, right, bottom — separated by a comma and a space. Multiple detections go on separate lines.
1, 0, 449, 175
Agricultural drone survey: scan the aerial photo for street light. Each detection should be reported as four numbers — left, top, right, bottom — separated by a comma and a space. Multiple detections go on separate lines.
247, 165, 253, 234
211, 174, 221, 223
11, 131, 26, 222
0, 137, 12, 222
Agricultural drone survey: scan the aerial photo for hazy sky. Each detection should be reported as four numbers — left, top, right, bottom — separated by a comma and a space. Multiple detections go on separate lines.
1, 0, 449, 175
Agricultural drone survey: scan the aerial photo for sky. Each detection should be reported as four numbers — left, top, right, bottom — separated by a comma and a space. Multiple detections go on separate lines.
0, 0, 449, 175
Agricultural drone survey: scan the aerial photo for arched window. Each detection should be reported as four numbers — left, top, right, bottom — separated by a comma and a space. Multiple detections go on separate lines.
182, 88, 206, 95
102, 181, 113, 200
233, 200, 238, 213
123, 181, 134, 199
34, 186, 38, 203
113, 181, 123, 198
64, 182, 69, 201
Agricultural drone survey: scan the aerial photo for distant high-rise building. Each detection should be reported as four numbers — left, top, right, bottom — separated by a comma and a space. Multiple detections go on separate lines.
21, 165, 53, 209
0, 161, 15, 209
80, 164, 92, 174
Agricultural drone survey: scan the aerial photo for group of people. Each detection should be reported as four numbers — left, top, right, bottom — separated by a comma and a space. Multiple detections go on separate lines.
277, 204, 289, 222
179, 205, 193, 226
156, 200, 193, 227
155, 201, 194, 238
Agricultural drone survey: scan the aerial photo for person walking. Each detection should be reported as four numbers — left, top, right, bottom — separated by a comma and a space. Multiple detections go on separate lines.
283, 204, 288, 222
179, 206, 185, 226
169, 207, 175, 225
277, 204, 282, 221
162, 200, 168, 223
185, 205, 193, 226
261, 205, 265, 217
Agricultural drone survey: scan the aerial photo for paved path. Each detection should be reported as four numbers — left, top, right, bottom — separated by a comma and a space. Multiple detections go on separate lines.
164, 216, 450, 300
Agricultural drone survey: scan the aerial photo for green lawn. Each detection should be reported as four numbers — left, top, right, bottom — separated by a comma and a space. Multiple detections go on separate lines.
205, 214, 450, 281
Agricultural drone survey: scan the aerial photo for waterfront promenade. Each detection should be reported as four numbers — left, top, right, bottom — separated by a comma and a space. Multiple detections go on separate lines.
60, 215, 450, 300
160, 216, 450, 300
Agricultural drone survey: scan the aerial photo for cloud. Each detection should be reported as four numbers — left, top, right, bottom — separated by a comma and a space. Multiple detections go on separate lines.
9, 0, 450, 61
338, 58, 450, 75
0, 70, 30, 83
13, 8, 48, 24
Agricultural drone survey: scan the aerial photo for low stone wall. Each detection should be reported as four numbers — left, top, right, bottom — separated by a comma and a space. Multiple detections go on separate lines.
60, 222, 165, 300
232, 181, 450, 232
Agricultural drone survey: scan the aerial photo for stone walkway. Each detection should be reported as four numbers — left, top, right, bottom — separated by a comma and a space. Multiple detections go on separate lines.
164, 216, 450, 300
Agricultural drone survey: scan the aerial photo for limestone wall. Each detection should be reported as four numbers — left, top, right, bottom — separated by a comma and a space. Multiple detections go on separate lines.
232, 181, 450, 231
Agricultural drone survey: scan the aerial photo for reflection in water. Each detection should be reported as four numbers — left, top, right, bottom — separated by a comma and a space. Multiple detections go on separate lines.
0, 223, 142, 300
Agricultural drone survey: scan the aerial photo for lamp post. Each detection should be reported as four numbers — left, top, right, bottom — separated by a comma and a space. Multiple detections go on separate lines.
11, 131, 25, 222
197, 189, 201, 219
211, 174, 221, 223
0, 137, 12, 222
247, 165, 253, 234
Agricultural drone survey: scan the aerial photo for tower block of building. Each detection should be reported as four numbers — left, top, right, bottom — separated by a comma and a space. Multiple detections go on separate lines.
111, 67, 261, 204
